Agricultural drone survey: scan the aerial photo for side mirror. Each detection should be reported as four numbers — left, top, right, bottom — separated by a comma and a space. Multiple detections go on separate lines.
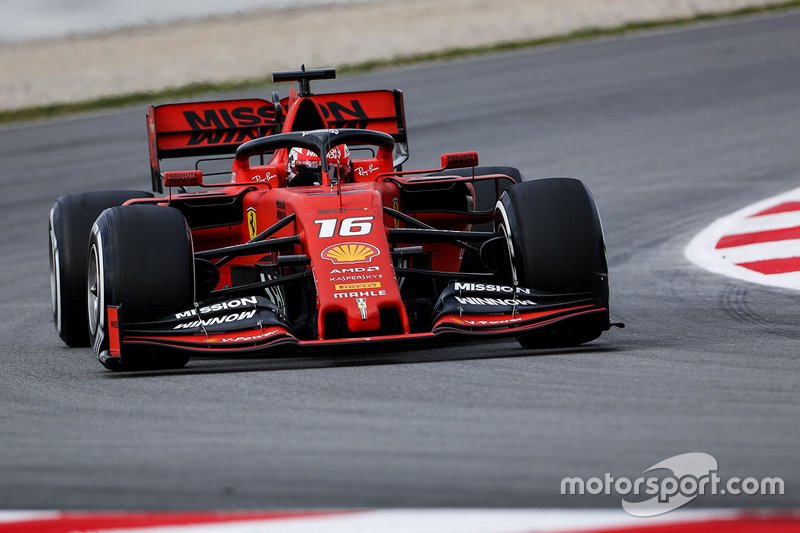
441, 151, 479, 170
163, 170, 203, 188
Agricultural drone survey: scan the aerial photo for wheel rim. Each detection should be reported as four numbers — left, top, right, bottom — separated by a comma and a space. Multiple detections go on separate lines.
49, 227, 61, 332
494, 201, 519, 285
87, 243, 100, 336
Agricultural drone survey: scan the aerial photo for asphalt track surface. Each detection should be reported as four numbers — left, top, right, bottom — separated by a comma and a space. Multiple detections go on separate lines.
1, 12, 799, 510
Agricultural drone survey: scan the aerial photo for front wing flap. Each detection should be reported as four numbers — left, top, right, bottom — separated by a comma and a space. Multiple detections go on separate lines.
430, 282, 606, 334
119, 296, 296, 353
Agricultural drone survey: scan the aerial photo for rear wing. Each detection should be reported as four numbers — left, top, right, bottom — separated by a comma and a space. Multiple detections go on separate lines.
147, 98, 279, 192
280, 89, 409, 169
147, 74, 409, 192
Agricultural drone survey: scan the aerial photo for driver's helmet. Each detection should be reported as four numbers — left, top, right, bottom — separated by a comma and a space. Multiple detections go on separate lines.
287, 145, 352, 186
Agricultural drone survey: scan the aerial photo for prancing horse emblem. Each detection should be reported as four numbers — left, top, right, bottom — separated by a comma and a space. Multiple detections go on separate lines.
247, 207, 257, 239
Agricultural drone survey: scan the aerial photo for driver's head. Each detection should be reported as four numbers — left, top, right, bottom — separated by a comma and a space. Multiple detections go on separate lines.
287, 145, 352, 186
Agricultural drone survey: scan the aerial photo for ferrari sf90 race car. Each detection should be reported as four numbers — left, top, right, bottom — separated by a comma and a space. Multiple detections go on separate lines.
48, 67, 619, 371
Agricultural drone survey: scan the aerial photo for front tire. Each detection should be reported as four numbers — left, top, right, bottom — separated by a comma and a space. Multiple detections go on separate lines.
49, 190, 153, 347
89, 205, 194, 371
495, 177, 610, 348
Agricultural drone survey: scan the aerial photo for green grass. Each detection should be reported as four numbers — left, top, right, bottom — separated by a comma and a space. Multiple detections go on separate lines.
2, 0, 799, 124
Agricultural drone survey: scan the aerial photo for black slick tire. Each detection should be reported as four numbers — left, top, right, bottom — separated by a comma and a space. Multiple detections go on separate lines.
494, 178, 610, 348
88, 205, 194, 371
49, 190, 153, 347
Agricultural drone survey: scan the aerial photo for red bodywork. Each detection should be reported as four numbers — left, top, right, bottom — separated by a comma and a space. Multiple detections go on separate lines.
106, 74, 607, 359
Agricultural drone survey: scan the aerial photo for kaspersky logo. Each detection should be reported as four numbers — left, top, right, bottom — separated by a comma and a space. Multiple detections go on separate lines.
321, 242, 380, 264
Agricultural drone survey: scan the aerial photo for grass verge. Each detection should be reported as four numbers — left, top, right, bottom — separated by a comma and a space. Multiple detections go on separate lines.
2, 0, 799, 124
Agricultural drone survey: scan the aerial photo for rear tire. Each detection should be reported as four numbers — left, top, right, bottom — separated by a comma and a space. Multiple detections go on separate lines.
49, 191, 153, 347
88, 205, 194, 371
495, 178, 610, 348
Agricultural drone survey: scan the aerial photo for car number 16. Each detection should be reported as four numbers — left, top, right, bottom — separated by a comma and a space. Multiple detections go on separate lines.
313, 216, 374, 238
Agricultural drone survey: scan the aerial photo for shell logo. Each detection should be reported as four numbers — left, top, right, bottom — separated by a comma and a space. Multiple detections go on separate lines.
321, 242, 380, 264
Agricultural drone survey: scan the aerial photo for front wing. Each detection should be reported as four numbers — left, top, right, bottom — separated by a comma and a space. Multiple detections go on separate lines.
101, 287, 607, 363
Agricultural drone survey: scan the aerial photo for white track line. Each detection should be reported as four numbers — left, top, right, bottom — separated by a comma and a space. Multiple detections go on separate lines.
720, 211, 800, 234
0, 511, 59, 523
57, 510, 739, 533
685, 186, 800, 291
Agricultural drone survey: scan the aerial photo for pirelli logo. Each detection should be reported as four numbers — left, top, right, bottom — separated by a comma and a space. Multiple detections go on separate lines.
334, 281, 382, 291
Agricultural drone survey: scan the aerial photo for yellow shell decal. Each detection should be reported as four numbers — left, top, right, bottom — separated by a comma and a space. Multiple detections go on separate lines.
247, 207, 257, 240
322, 242, 380, 264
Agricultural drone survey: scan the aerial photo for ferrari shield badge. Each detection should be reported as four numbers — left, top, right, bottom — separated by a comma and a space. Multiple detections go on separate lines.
247, 207, 257, 239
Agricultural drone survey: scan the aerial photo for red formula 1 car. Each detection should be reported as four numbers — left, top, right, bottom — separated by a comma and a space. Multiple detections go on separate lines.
48, 68, 619, 371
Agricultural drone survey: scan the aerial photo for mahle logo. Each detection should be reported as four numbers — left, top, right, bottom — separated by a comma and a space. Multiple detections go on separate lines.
561, 452, 784, 517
